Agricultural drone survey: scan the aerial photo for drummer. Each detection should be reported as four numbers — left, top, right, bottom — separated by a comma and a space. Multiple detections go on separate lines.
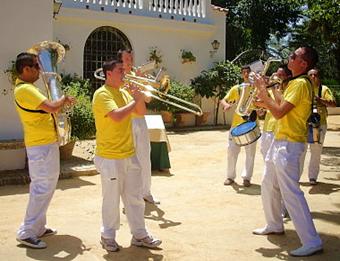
220, 65, 257, 187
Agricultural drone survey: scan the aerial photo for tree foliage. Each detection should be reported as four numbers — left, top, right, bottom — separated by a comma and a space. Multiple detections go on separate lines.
191, 61, 240, 124
212, 0, 302, 60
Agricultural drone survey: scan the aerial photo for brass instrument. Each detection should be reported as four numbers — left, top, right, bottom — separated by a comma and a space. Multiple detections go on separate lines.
94, 67, 203, 116
235, 58, 282, 117
28, 41, 71, 146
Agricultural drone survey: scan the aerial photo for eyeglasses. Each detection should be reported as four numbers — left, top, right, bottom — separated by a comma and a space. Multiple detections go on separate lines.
29, 63, 40, 70
289, 52, 297, 60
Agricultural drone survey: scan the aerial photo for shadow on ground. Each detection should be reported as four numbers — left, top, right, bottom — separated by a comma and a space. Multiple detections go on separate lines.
103, 245, 163, 261
22, 235, 90, 261
255, 229, 340, 260
230, 182, 261, 196
299, 182, 340, 195
0, 178, 96, 197
144, 202, 182, 229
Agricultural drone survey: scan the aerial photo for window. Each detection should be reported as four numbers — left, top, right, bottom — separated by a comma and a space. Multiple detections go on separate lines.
83, 26, 131, 91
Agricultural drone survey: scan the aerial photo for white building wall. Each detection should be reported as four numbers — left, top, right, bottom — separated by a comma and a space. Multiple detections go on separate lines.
54, 5, 226, 125
0, 0, 53, 170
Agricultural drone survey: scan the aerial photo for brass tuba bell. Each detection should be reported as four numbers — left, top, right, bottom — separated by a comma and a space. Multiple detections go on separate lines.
28, 41, 71, 146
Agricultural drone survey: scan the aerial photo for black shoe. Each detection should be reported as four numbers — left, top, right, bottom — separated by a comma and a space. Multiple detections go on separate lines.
17, 237, 47, 249
40, 228, 57, 238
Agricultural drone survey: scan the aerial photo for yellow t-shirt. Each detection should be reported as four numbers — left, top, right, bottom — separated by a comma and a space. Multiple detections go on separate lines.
314, 85, 335, 125
224, 85, 246, 127
263, 90, 277, 132
274, 77, 312, 143
92, 85, 135, 159
14, 79, 57, 147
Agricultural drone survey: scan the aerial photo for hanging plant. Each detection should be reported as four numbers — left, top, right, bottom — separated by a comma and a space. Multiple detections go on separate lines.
148, 46, 162, 65
4, 60, 18, 86
181, 49, 196, 64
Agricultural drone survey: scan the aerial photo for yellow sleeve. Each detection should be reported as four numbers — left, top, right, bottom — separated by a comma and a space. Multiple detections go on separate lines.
95, 90, 118, 116
322, 86, 335, 101
284, 79, 310, 107
15, 85, 47, 109
224, 85, 240, 103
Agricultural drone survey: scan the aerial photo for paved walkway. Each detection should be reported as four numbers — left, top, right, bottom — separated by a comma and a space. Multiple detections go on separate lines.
0, 126, 340, 260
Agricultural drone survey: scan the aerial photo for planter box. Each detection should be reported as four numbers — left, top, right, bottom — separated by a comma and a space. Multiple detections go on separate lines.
196, 112, 210, 126
0, 140, 26, 171
60, 141, 76, 160
174, 112, 196, 127
327, 107, 340, 115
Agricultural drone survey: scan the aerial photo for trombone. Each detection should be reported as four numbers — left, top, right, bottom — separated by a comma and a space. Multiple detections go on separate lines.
94, 68, 203, 116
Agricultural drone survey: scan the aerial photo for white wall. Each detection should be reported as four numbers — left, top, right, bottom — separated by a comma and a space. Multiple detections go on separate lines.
0, 0, 53, 170
0, 0, 53, 140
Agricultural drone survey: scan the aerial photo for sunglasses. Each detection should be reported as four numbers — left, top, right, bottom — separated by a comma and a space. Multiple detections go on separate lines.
29, 63, 40, 69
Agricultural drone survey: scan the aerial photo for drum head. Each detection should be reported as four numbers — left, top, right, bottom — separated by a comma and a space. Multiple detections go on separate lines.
231, 121, 257, 137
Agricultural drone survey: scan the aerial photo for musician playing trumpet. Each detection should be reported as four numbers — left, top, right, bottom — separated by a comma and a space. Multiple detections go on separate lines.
252, 47, 323, 257
118, 49, 159, 204
14, 52, 75, 249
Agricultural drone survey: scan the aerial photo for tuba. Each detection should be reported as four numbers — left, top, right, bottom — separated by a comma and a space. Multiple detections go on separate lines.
235, 57, 282, 117
28, 41, 71, 146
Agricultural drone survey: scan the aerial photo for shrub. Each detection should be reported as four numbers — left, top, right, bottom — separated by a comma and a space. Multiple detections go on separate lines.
61, 74, 95, 140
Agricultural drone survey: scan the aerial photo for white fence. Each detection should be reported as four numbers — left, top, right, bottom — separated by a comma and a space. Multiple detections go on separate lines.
61, 0, 208, 23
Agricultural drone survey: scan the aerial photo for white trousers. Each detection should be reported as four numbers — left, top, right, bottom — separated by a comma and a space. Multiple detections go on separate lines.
94, 155, 148, 240
17, 143, 60, 239
261, 140, 322, 247
132, 117, 152, 197
260, 131, 274, 161
301, 125, 327, 180
226, 130, 257, 181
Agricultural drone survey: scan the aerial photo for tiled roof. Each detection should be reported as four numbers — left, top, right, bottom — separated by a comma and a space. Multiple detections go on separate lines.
211, 4, 229, 14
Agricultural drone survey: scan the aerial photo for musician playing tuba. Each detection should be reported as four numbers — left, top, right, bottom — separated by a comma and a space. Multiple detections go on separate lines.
14, 52, 75, 249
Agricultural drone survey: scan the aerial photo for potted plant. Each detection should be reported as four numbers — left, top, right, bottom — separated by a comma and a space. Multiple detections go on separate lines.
59, 74, 96, 159
181, 49, 196, 64
148, 46, 162, 66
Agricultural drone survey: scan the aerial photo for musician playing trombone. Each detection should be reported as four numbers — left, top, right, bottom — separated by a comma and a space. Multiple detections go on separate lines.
118, 49, 159, 204
252, 47, 323, 257
92, 59, 161, 252
14, 52, 75, 249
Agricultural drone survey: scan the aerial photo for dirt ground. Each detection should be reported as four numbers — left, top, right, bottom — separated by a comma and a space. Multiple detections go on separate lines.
0, 120, 340, 260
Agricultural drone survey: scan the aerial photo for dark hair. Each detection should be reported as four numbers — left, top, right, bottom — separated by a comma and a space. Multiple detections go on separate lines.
15, 52, 37, 74
117, 49, 132, 62
300, 47, 318, 71
278, 64, 292, 77
241, 65, 251, 71
102, 59, 120, 79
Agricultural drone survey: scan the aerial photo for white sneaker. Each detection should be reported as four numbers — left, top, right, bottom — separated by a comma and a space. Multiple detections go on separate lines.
100, 237, 119, 252
289, 245, 323, 256
16, 237, 47, 249
143, 195, 160, 204
252, 227, 284, 235
131, 235, 162, 249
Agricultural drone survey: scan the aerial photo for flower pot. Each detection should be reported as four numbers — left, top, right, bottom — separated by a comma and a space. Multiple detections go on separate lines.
174, 112, 196, 127
160, 111, 173, 123
59, 140, 76, 160
195, 112, 210, 126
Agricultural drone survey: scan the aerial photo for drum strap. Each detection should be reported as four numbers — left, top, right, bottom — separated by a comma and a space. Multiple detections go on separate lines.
15, 82, 48, 114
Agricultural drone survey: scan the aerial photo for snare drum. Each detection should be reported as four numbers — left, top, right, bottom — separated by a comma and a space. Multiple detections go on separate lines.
231, 121, 261, 146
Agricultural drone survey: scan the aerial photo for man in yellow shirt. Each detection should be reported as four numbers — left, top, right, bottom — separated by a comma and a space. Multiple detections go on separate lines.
14, 52, 75, 249
301, 69, 336, 185
118, 49, 159, 204
253, 47, 323, 257
92, 59, 161, 252
220, 66, 255, 187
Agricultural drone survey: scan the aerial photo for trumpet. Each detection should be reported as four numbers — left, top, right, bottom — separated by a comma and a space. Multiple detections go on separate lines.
94, 67, 203, 116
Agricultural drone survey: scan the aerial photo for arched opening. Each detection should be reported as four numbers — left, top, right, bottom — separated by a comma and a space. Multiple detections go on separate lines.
83, 26, 131, 92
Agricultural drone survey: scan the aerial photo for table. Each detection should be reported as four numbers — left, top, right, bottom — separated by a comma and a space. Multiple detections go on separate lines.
145, 115, 171, 170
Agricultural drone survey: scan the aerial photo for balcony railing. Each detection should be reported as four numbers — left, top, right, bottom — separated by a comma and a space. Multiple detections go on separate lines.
61, 0, 208, 23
